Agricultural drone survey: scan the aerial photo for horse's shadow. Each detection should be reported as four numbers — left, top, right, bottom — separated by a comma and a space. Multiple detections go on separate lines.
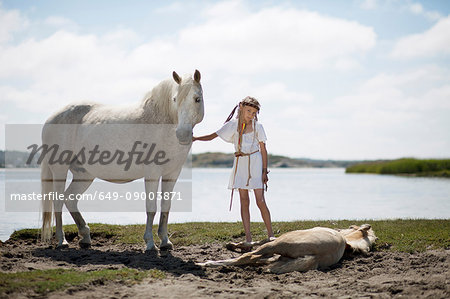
320, 251, 374, 272
31, 245, 373, 276
32, 246, 206, 277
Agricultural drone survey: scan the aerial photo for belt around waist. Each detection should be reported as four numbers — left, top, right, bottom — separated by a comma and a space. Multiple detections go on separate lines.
234, 150, 259, 157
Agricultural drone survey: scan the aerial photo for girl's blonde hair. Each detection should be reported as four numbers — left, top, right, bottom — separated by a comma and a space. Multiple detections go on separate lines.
224, 96, 261, 124
237, 96, 260, 133
241, 96, 260, 112
224, 96, 261, 151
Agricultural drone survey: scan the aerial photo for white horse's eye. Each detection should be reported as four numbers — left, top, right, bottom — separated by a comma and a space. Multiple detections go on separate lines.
195, 97, 201, 103
173, 97, 176, 102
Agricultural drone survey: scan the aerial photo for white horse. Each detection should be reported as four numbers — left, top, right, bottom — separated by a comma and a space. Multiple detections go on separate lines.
40, 70, 204, 251
198, 224, 377, 273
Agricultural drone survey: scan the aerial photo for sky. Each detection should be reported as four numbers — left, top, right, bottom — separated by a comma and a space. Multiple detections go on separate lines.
0, 0, 449, 160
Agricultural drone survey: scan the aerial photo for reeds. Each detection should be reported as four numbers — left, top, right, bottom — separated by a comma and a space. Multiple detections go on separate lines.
346, 158, 450, 177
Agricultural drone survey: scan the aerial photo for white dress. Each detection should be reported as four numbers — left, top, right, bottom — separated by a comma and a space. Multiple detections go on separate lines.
216, 119, 267, 190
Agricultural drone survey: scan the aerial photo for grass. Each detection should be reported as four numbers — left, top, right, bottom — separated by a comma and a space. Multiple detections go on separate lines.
3, 220, 449, 295
0, 268, 164, 296
9, 219, 450, 252
345, 158, 450, 177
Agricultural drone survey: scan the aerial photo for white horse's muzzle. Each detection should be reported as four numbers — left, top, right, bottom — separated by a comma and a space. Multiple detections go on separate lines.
176, 125, 192, 145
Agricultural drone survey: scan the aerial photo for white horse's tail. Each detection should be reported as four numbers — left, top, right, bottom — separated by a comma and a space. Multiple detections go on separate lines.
41, 160, 53, 242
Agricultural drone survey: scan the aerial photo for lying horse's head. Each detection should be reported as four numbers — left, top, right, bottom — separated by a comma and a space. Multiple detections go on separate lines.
338, 224, 377, 254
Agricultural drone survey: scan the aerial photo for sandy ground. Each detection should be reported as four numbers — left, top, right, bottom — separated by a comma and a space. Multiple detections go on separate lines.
1, 236, 449, 298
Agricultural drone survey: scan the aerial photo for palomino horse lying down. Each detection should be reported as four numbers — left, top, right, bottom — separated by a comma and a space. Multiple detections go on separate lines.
198, 224, 377, 274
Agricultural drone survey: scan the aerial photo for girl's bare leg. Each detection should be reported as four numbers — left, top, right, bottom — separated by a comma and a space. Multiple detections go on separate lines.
239, 189, 252, 242
254, 189, 274, 238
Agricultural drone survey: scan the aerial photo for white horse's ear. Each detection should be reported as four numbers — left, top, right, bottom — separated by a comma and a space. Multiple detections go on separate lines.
173, 71, 182, 84
194, 69, 201, 83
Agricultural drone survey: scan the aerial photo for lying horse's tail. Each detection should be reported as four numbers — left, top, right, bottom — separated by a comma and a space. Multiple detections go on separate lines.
197, 252, 265, 267
197, 245, 319, 274
41, 160, 53, 242
197, 241, 276, 267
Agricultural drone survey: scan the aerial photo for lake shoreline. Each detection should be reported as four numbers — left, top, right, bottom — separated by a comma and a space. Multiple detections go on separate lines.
2, 168, 450, 242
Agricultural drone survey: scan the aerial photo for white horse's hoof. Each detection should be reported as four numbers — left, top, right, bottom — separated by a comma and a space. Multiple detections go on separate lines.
56, 243, 69, 249
145, 240, 158, 252
56, 239, 69, 249
159, 241, 173, 251
145, 247, 158, 255
79, 241, 91, 249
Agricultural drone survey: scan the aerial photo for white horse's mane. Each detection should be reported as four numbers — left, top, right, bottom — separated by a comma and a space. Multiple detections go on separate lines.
141, 75, 198, 123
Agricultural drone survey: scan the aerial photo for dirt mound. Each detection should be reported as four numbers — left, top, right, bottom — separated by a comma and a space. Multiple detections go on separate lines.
1, 236, 449, 298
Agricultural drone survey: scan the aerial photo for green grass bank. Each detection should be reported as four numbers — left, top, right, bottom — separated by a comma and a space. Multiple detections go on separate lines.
2, 220, 448, 296
8, 219, 450, 252
345, 158, 450, 177
0, 268, 165, 295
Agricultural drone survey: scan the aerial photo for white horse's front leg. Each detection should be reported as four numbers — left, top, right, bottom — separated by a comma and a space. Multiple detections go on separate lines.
158, 211, 172, 250
158, 178, 176, 251
144, 178, 159, 252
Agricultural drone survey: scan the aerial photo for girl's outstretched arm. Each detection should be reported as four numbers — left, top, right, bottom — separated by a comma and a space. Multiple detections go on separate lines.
193, 133, 218, 142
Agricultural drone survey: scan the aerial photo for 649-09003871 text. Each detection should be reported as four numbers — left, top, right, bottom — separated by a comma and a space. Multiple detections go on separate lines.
9, 191, 184, 202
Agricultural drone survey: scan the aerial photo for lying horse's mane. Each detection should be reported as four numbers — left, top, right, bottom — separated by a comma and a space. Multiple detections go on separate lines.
339, 224, 377, 254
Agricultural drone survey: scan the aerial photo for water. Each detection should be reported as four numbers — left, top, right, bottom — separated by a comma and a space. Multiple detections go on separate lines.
1, 168, 449, 241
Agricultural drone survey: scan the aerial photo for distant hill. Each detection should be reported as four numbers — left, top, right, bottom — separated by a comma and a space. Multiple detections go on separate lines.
0, 150, 358, 169
192, 152, 357, 168
191, 152, 234, 168
0, 150, 40, 168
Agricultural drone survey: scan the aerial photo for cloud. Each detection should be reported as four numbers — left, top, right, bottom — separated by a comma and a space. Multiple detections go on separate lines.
0, 3, 28, 43
2, 1, 447, 159
360, 0, 378, 10
334, 57, 362, 71
176, 1, 376, 73
126, 1, 376, 74
0, 0, 376, 115
0, 29, 156, 113
326, 65, 450, 158
407, 2, 441, 21
359, 0, 442, 21
196, 65, 450, 159
337, 65, 450, 112
391, 16, 450, 59
44, 16, 78, 28
154, 2, 184, 14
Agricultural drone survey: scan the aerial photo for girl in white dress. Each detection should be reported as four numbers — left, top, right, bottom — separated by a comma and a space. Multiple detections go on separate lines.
193, 97, 275, 244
